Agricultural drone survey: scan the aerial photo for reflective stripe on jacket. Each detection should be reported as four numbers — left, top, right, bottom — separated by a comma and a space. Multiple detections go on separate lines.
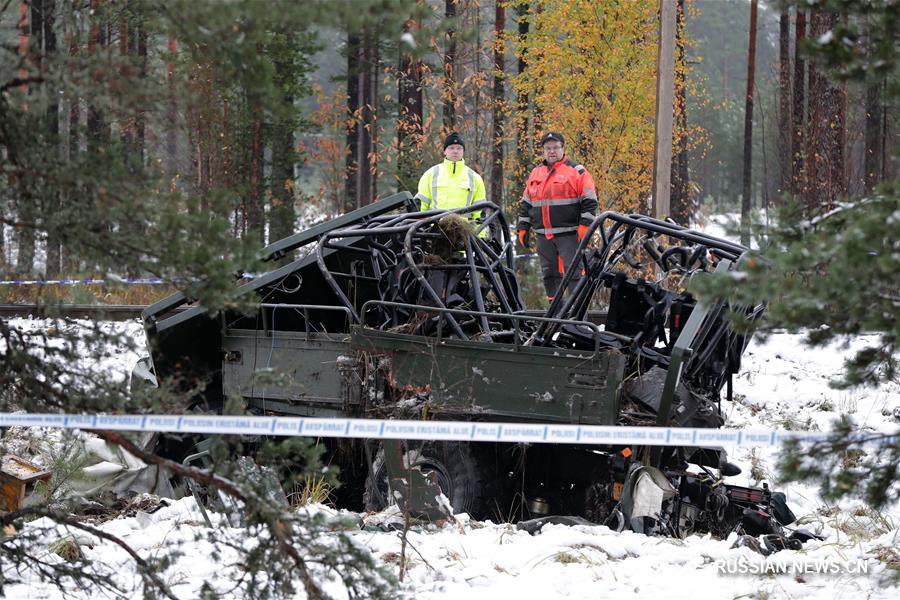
517, 157, 598, 236
415, 158, 486, 211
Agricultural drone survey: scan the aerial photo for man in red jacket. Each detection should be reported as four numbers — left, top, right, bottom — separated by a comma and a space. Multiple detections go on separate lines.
517, 132, 598, 301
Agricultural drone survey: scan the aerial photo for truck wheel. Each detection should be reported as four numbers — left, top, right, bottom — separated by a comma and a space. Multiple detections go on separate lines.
364, 441, 500, 520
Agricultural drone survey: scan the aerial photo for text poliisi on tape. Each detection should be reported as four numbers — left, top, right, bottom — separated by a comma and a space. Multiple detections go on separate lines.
0, 413, 859, 448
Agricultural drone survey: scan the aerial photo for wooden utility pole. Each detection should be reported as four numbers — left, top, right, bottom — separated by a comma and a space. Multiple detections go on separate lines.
652, 0, 677, 218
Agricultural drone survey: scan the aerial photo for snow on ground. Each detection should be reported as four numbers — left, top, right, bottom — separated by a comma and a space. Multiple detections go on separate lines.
2, 317, 146, 386
2, 319, 898, 599
695, 210, 772, 251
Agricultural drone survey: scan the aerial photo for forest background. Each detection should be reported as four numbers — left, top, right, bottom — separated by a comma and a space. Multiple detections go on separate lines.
2, 0, 896, 290
1, 1, 897, 596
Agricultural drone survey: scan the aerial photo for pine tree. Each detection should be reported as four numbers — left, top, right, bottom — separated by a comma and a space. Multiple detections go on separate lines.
1, 1, 421, 596
694, 0, 900, 508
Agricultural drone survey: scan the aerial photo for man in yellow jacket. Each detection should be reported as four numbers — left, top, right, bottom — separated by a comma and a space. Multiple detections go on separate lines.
415, 132, 486, 211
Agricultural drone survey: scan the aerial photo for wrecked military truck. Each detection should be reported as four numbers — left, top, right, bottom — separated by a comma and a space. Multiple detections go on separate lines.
141, 192, 798, 543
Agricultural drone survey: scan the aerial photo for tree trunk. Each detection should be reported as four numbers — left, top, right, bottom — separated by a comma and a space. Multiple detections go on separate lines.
270, 34, 296, 251
473, 4, 483, 160
3, 0, 29, 268
87, 0, 108, 155
15, 0, 40, 275
512, 3, 529, 205
119, 13, 137, 174
443, 0, 457, 131
806, 11, 845, 213
17, 0, 28, 90
490, 2, 505, 208
165, 36, 178, 176
247, 40, 264, 240
863, 82, 880, 192
670, 0, 690, 225
778, 10, 791, 199
863, 17, 882, 195
222, 96, 231, 202
805, 13, 825, 212
63, 27, 80, 274
740, 0, 758, 246
118, 10, 143, 174
137, 22, 147, 166
120, 9, 144, 278
370, 34, 379, 201
397, 18, 423, 194
791, 10, 806, 196
345, 32, 360, 213
43, 0, 66, 279
355, 29, 374, 208
880, 80, 888, 181
721, 25, 728, 103
22, 0, 59, 277
5, 2, 24, 269
190, 55, 214, 214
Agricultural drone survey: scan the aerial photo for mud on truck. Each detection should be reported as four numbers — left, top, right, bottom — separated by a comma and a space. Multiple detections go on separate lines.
139, 192, 806, 548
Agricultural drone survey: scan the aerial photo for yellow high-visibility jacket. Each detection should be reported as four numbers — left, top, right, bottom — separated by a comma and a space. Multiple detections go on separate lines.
415, 158, 486, 211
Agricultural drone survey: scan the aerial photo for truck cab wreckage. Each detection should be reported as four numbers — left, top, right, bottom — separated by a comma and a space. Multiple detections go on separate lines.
141, 192, 806, 548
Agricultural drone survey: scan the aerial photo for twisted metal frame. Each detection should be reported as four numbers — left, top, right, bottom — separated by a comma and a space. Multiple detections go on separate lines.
314, 201, 523, 340
533, 212, 765, 399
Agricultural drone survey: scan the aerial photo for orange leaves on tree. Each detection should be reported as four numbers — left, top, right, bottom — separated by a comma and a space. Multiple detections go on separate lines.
307, 85, 350, 215
512, 0, 702, 213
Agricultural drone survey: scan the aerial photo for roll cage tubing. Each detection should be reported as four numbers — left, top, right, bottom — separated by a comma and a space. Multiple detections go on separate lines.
534, 212, 756, 346
314, 201, 518, 338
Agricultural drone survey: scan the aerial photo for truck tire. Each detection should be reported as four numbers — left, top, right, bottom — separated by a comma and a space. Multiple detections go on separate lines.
364, 441, 501, 520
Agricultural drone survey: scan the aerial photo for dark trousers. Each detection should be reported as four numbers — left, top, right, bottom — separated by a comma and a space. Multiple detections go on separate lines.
537, 232, 581, 299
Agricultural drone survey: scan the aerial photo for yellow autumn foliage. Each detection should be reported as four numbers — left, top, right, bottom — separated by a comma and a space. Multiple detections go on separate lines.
512, 0, 690, 213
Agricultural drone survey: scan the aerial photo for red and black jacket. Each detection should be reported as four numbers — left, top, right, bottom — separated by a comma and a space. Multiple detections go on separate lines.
517, 157, 598, 237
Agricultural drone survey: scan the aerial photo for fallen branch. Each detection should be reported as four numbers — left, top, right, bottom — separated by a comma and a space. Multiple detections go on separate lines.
89, 429, 329, 600
1, 506, 178, 600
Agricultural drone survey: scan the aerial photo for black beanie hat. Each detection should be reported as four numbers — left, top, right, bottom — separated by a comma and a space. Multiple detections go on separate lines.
443, 132, 465, 150
540, 131, 565, 146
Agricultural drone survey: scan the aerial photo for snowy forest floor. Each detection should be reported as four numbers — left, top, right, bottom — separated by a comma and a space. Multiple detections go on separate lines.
2, 318, 898, 599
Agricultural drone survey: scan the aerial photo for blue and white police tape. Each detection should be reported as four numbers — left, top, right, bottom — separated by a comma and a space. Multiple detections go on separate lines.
0, 413, 865, 448
0, 278, 168, 286
0, 274, 260, 286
